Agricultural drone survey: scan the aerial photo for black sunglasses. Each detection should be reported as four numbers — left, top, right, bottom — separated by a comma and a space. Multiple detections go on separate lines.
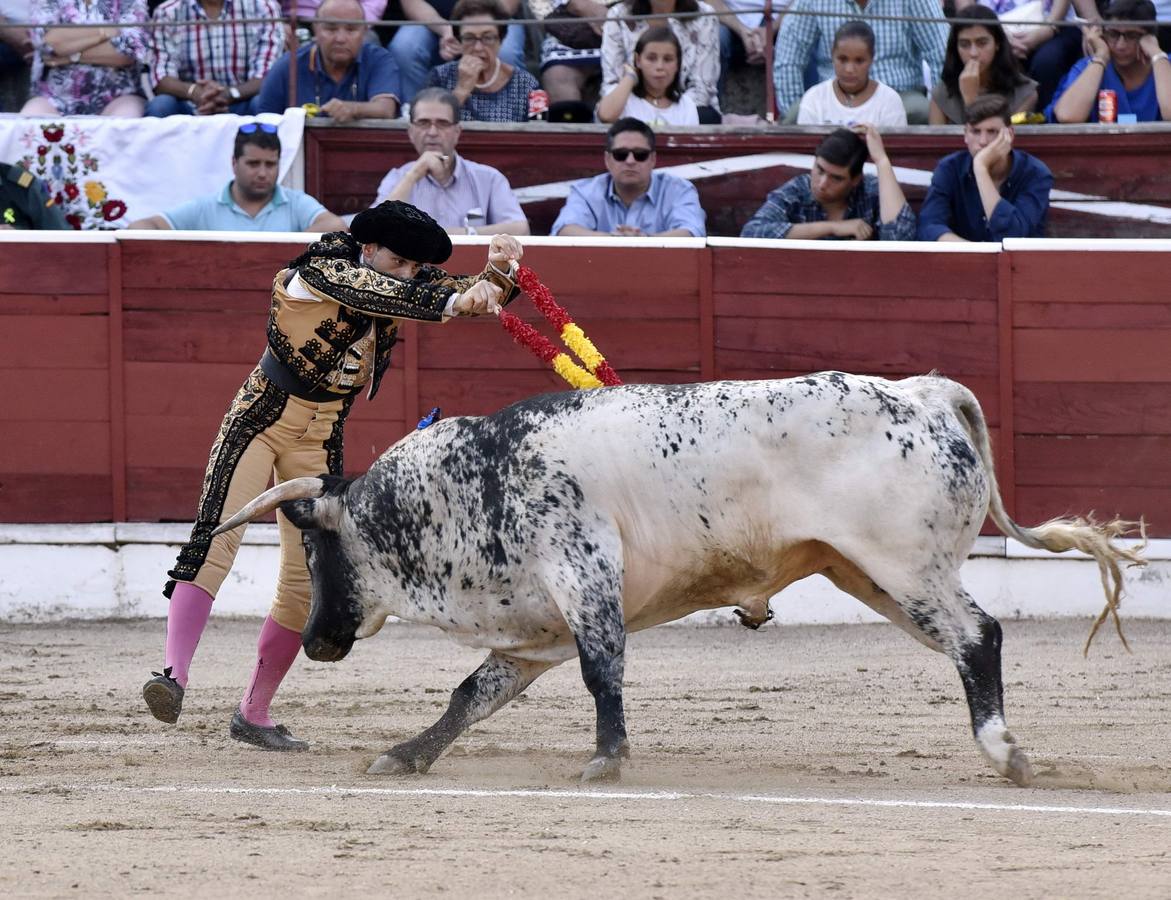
608, 148, 652, 162
238, 122, 279, 134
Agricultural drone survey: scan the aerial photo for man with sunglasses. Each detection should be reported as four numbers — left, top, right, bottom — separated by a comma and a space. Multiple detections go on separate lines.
128, 125, 347, 232
142, 200, 523, 751
374, 87, 529, 235
1048, 0, 1171, 122
254, 0, 402, 121
551, 117, 706, 238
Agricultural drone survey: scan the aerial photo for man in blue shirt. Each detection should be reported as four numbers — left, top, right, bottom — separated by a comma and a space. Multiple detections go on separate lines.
917, 94, 1053, 243
255, 0, 402, 120
551, 118, 706, 238
128, 125, 347, 232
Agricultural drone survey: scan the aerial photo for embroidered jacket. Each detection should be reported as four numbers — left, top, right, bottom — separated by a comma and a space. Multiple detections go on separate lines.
265, 232, 518, 401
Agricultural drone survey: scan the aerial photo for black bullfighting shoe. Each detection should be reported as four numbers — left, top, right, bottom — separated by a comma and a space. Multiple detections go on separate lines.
142, 667, 184, 724
229, 709, 309, 752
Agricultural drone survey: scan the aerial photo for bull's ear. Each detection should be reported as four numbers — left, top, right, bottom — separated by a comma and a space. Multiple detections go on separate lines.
280, 498, 320, 531
280, 495, 344, 531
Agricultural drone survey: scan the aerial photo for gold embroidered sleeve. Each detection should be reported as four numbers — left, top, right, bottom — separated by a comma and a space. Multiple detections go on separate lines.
422, 263, 520, 307
297, 258, 454, 321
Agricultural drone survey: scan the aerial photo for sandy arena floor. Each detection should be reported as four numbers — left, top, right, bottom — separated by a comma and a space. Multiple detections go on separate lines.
1, 616, 1169, 899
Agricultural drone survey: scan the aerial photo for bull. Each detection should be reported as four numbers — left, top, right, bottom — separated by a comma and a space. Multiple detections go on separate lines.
214, 372, 1144, 785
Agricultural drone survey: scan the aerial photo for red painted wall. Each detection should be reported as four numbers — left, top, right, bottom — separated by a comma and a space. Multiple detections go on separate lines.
1, 238, 1167, 536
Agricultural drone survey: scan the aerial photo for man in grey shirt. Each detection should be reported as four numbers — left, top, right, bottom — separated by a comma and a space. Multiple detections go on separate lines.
373, 88, 529, 236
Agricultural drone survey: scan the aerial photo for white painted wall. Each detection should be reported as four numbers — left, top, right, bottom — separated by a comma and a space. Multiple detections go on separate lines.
1, 525, 1164, 625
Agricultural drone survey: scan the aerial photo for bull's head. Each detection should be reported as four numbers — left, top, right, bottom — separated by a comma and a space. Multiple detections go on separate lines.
211, 476, 387, 663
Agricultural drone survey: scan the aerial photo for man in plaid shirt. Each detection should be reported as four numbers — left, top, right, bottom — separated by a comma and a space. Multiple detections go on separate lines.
146, 0, 285, 116
773, 0, 946, 123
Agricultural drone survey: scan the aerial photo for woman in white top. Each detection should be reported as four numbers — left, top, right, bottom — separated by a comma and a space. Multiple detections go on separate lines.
597, 26, 700, 125
796, 21, 908, 127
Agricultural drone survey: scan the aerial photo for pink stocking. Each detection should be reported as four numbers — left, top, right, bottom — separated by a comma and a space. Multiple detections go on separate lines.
164, 582, 215, 688
239, 615, 302, 727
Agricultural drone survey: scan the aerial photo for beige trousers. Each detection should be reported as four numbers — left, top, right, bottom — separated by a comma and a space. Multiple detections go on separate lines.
170, 368, 350, 633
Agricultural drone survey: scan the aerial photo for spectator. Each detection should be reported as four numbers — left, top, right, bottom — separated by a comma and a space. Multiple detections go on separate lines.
390, 0, 525, 107
741, 126, 914, 240
1048, 0, 1171, 122
773, 0, 948, 124
707, 0, 768, 84
286, 0, 387, 22
533, 0, 605, 109
255, 0, 402, 118
597, 26, 700, 124
1, 4, 33, 77
426, 0, 539, 122
930, 5, 1036, 124
986, 0, 1100, 112
21, 0, 148, 116
374, 87, 529, 234
128, 124, 348, 232
602, 0, 721, 122
0, 160, 68, 230
917, 93, 1052, 241
551, 117, 706, 236
146, 0, 284, 117
796, 21, 908, 126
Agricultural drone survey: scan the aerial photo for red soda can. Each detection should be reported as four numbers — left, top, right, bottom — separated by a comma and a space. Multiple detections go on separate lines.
1097, 89, 1117, 123
527, 88, 549, 121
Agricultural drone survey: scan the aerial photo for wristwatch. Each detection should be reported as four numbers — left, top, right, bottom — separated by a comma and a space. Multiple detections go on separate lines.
229, 86, 242, 101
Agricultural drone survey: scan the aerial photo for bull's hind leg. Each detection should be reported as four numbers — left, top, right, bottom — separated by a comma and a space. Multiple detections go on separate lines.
833, 559, 1032, 786
368, 652, 551, 775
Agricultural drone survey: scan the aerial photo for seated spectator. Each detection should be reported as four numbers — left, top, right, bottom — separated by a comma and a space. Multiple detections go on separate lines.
986, 0, 1099, 112
1048, 0, 1171, 122
0, 160, 68, 230
286, 0, 388, 22
930, 5, 1037, 124
741, 126, 914, 240
533, 0, 604, 109
391, 0, 526, 108
797, 21, 908, 126
146, 0, 284, 117
551, 117, 706, 236
255, 0, 402, 119
373, 88, 529, 234
774, 0, 947, 124
21, 0, 148, 116
426, 0, 540, 121
708, 0, 768, 83
128, 124, 347, 232
917, 94, 1052, 241
1, 6, 33, 78
597, 27, 699, 125
602, 0, 721, 123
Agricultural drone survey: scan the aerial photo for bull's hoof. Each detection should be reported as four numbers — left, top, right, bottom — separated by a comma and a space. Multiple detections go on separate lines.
1003, 747, 1034, 787
367, 747, 431, 776
733, 607, 774, 631
581, 755, 622, 783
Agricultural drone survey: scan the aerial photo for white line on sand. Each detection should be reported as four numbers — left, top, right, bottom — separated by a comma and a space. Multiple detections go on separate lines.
3, 782, 1170, 819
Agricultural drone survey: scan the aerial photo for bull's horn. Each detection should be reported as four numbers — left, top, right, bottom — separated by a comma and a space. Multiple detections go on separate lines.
210, 477, 326, 537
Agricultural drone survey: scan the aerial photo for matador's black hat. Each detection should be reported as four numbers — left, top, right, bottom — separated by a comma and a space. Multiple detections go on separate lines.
350, 200, 452, 265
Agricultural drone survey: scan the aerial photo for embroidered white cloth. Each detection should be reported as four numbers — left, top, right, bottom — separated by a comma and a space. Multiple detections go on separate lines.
0, 108, 306, 229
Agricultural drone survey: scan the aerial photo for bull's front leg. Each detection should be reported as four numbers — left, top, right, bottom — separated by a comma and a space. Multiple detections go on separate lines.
368, 652, 551, 775
570, 598, 630, 784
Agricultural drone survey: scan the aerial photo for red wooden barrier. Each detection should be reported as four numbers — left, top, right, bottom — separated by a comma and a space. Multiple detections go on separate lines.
0, 237, 1167, 536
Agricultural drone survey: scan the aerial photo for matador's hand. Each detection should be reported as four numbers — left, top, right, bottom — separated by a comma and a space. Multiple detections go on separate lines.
488, 234, 522, 267
453, 280, 503, 316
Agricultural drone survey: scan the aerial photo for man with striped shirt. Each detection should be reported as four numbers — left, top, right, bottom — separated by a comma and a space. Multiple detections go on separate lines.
146, 0, 285, 116
773, 0, 947, 124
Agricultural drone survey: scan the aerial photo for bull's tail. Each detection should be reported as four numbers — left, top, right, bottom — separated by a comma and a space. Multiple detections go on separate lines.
948, 383, 1147, 654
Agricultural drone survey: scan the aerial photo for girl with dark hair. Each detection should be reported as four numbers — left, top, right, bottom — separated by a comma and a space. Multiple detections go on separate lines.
929, 5, 1037, 124
1049, 0, 1171, 122
796, 20, 908, 126
597, 26, 699, 124
601, 0, 721, 122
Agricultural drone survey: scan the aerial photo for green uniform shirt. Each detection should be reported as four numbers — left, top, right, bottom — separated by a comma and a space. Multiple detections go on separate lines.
0, 163, 70, 231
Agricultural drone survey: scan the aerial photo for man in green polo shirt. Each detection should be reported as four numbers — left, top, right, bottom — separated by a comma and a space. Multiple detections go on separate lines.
127, 124, 346, 232
0, 162, 69, 231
